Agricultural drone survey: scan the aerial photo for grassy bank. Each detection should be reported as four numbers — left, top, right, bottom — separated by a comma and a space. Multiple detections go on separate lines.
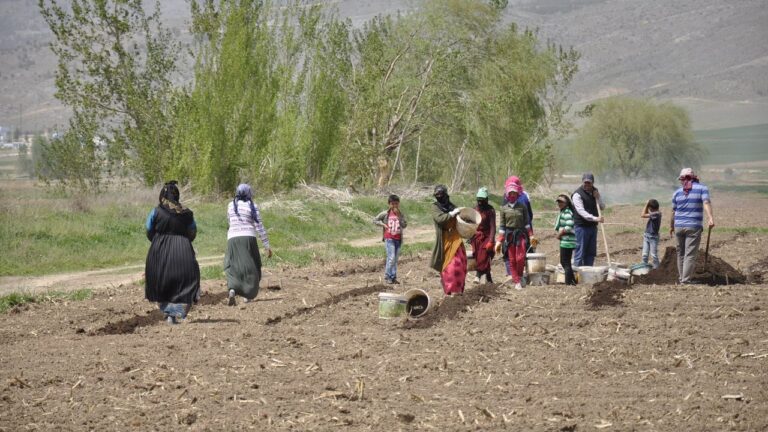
0, 289, 92, 313
694, 123, 768, 165
0, 183, 455, 276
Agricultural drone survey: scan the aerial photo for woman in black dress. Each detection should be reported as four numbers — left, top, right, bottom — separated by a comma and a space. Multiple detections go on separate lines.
144, 181, 200, 324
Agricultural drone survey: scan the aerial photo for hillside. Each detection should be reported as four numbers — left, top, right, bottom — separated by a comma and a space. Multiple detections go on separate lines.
0, 0, 766, 132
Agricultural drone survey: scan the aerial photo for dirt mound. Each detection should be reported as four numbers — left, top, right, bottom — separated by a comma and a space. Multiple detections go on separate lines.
197, 290, 229, 306
587, 280, 630, 309
329, 261, 384, 277
90, 310, 164, 335
747, 255, 768, 283
638, 246, 747, 285
402, 283, 502, 329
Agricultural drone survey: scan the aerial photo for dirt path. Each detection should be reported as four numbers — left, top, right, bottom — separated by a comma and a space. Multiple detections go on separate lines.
0, 226, 437, 297
0, 255, 224, 296
348, 226, 434, 247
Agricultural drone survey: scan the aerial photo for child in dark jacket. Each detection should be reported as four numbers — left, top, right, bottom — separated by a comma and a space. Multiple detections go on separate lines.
640, 198, 662, 269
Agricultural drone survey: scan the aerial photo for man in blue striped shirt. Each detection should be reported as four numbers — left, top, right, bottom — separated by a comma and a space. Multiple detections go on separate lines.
669, 168, 715, 284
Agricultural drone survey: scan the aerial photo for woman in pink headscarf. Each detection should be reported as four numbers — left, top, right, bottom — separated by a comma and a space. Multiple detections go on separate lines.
495, 180, 532, 290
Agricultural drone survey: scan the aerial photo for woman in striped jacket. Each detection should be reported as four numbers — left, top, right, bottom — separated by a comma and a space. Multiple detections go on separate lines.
554, 194, 577, 285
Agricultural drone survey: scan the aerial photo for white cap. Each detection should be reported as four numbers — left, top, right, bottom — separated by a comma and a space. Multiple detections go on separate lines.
678, 167, 694, 179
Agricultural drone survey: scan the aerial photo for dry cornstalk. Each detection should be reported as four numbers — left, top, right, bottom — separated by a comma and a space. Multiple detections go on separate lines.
314, 391, 345, 400
14, 377, 30, 388
479, 407, 496, 419
595, 420, 613, 428
355, 378, 365, 401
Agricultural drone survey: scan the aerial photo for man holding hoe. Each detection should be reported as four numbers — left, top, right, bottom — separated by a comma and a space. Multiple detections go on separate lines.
670, 168, 715, 284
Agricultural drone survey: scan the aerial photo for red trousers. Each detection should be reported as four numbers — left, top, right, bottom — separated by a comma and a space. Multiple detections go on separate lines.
506, 239, 527, 283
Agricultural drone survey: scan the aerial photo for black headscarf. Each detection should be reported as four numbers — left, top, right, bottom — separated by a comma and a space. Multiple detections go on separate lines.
158, 181, 187, 213
433, 184, 456, 213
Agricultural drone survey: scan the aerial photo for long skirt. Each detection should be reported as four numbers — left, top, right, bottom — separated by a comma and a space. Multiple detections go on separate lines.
469, 232, 494, 273
224, 236, 263, 300
145, 233, 200, 304
441, 245, 467, 295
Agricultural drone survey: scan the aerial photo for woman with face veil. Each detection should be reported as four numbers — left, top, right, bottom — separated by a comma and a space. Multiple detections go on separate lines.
430, 185, 467, 296
144, 181, 200, 324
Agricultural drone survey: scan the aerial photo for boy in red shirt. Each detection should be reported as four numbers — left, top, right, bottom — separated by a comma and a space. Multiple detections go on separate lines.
373, 195, 408, 284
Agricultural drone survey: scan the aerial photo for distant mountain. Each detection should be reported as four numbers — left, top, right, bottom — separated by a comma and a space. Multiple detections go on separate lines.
1, 0, 766, 132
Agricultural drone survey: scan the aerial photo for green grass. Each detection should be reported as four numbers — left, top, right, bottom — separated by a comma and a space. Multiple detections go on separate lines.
0, 181, 586, 277
694, 123, 768, 165
0, 289, 93, 313
200, 264, 224, 280
707, 183, 768, 197
0, 186, 446, 276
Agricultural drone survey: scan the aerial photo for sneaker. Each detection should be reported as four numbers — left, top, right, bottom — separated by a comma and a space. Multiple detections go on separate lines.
166, 315, 177, 325
391, 279, 400, 285
514, 283, 523, 290
473, 276, 480, 284
244, 298, 253, 303
228, 289, 237, 306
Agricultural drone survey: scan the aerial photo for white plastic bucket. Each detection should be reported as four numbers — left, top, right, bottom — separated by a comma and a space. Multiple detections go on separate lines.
378, 292, 406, 319
555, 267, 566, 284
630, 263, 652, 276
526, 253, 547, 274
578, 266, 608, 284
404, 289, 430, 318
528, 272, 550, 286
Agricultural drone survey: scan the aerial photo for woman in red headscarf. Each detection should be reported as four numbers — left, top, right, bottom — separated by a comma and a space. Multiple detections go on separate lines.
495, 180, 532, 290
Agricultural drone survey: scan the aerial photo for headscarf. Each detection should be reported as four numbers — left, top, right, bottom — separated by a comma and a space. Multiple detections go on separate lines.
504, 176, 523, 192
233, 183, 260, 224
433, 184, 456, 213
505, 181, 522, 201
476, 187, 492, 211
158, 180, 187, 213
678, 168, 699, 196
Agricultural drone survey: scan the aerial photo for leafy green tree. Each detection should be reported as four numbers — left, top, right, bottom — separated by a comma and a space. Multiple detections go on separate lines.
35, 114, 102, 190
339, 0, 578, 190
30, 134, 50, 179
574, 97, 704, 178
39, 0, 180, 189
173, 0, 349, 194
40, 0, 579, 194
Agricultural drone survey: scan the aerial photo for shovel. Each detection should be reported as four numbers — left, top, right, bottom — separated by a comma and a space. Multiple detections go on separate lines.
596, 203, 611, 268
704, 225, 713, 267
